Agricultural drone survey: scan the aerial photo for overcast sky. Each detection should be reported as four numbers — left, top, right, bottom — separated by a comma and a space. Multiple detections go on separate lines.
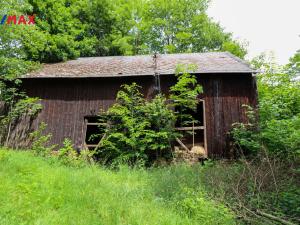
207, 0, 300, 65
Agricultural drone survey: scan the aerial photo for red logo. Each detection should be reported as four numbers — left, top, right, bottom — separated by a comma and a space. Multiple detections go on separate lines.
0, 15, 35, 25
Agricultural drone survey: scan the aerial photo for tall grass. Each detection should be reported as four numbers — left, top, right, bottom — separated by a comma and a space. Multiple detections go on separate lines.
0, 149, 234, 225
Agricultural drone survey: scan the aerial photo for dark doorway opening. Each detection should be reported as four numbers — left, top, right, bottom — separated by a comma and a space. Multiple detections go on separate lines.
175, 100, 207, 151
84, 116, 106, 150
175, 100, 204, 127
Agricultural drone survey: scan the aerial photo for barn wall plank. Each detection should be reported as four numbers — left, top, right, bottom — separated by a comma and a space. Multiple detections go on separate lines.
20, 73, 256, 157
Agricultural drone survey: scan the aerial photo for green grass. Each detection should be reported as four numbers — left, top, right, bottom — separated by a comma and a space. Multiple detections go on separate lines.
0, 149, 235, 225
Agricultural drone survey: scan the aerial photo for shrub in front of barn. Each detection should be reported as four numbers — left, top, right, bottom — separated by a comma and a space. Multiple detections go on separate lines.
96, 65, 202, 166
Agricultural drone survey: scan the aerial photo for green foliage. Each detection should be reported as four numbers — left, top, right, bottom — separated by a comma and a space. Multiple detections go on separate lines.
217, 53, 300, 224
0, 97, 41, 125
0, 0, 246, 63
150, 164, 235, 224
174, 188, 234, 224
143, 94, 177, 152
0, 58, 40, 81
58, 138, 94, 167
229, 53, 299, 224
30, 126, 94, 166
198, 157, 299, 224
0, 48, 41, 146
98, 83, 177, 166
9, 0, 114, 62
277, 184, 300, 219
255, 54, 300, 159
0, 57, 40, 109
170, 64, 203, 126
98, 64, 202, 166
8, 97, 42, 119
0, 97, 42, 145
153, 157, 300, 224
57, 138, 79, 165
78, 148, 95, 164
111, 0, 246, 57
260, 118, 300, 157
231, 53, 300, 159
0, 149, 235, 225
221, 40, 248, 59
231, 105, 261, 154
287, 49, 300, 77
30, 122, 57, 156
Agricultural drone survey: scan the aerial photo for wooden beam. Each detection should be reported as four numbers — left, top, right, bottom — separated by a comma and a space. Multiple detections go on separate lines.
256, 210, 296, 225
175, 126, 204, 131
202, 99, 208, 156
86, 144, 98, 147
175, 137, 190, 151
95, 133, 107, 149
86, 122, 107, 126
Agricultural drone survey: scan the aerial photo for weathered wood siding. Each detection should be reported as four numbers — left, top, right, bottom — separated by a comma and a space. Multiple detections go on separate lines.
20, 73, 257, 157
200, 74, 257, 157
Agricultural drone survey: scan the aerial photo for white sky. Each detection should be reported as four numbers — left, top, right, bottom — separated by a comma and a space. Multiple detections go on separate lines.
207, 0, 300, 65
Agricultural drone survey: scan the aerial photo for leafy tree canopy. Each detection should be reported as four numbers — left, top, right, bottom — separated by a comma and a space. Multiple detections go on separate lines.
232, 52, 300, 159
1, 0, 247, 64
111, 0, 247, 57
287, 49, 300, 77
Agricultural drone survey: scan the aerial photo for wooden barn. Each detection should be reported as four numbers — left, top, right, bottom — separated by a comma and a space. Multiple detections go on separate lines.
17, 52, 257, 157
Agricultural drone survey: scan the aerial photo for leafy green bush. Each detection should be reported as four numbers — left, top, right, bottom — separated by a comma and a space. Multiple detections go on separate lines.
30, 124, 94, 166
232, 54, 300, 159
229, 58, 300, 223
0, 97, 42, 146
57, 138, 80, 166
170, 63, 203, 126
98, 64, 202, 166
58, 138, 94, 167
277, 184, 300, 220
257, 60, 300, 159
30, 122, 56, 157
231, 105, 261, 154
261, 118, 300, 158
98, 84, 177, 166
0, 57, 41, 146
195, 157, 299, 224
78, 149, 95, 164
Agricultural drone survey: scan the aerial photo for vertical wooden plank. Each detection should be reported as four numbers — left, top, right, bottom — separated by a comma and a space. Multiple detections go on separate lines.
20, 73, 257, 158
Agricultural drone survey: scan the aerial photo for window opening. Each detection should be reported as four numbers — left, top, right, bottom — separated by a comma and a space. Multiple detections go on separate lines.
175, 100, 206, 151
84, 116, 107, 150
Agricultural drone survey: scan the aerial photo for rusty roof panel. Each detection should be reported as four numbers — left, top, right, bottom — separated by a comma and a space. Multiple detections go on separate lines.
24, 52, 255, 78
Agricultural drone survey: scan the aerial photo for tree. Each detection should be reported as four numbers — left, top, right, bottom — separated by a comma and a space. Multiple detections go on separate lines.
287, 49, 300, 78
96, 83, 177, 166
170, 63, 203, 126
0, 1, 42, 145
109, 0, 247, 57
1, 0, 247, 62
24, 0, 114, 62
232, 52, 300, 159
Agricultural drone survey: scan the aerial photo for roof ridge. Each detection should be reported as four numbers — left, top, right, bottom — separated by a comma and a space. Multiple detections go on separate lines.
76, 52, 227, 60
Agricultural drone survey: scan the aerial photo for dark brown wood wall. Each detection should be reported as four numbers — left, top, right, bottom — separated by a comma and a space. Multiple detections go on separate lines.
201, 74, 257, 157
20, 73, 257, 157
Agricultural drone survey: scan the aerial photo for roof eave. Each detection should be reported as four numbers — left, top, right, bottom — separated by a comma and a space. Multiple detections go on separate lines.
21, 71, 256, 79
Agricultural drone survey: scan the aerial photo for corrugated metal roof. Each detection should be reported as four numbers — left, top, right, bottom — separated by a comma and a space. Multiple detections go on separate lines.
24, 52, 256, 78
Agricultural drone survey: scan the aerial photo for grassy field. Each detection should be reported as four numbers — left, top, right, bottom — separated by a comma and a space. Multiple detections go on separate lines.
0, 149, 235, 225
